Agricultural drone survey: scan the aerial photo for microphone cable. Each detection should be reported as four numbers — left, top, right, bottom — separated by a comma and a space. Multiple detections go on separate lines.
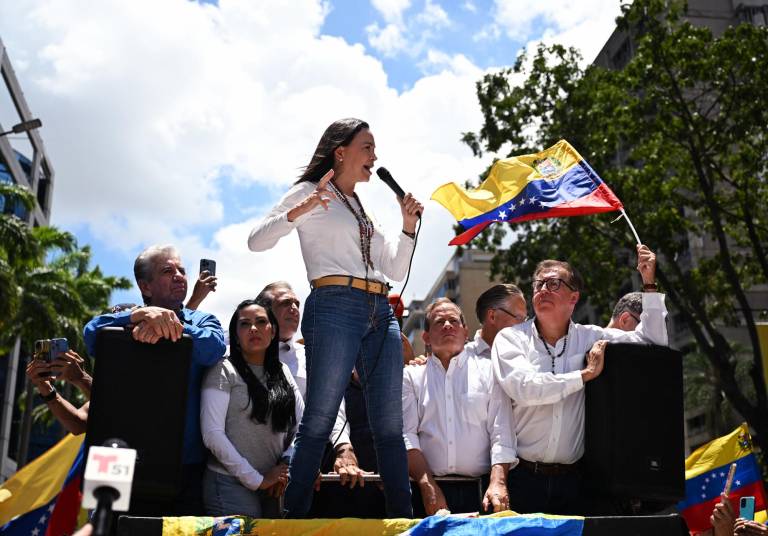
324, 215, 422, 468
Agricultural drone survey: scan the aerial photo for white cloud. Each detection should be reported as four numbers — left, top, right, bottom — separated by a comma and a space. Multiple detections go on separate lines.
366, 22, 409, 57
462, 1, 478, 13
417, 0, 450, 29
366, 0, 452, 60
482, 0, 621, 64
0, 0, 492, 325
371, 0, 412, 24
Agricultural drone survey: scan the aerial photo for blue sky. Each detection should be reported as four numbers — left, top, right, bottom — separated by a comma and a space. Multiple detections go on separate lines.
0, 0, 622, 323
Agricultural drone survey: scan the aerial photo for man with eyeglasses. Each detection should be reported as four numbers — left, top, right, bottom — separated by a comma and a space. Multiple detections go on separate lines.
403, 298, 517, 516
466, 284, 528, 359
491, 244, 668, 515
606, 292, 643, 331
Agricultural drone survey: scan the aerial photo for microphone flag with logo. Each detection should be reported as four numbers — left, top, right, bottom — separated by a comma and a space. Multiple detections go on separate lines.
431, 140, 624, 246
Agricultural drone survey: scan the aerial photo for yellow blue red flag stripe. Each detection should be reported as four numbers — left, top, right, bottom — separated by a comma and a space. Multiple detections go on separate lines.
431, 140, 623, 245
0, 434, 84, 535
677, 423, 767, 533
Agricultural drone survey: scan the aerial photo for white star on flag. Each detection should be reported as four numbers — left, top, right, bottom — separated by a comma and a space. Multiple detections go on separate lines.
498, 210, 507, 220
31, 528, 40, 536
736, 480, 741, 486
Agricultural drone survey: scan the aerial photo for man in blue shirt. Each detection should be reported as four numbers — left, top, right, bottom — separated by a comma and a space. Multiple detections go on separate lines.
84, 244, 226, 515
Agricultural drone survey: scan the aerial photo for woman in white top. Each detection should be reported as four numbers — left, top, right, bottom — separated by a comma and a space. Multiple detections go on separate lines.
248, 118, 422, 518
201, 298, 304, 517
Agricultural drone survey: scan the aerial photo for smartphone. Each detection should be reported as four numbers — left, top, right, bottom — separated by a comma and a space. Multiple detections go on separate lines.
33, 338, 68, 377
740, 496, 755, 521
199, 258, 216, 277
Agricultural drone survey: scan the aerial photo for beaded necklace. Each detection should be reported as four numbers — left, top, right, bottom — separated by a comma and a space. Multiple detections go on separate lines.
538, 330, 569, 372
327, 179, 375, 273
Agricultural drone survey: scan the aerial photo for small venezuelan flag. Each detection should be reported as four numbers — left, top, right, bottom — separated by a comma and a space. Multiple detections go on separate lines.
431, 140, 623, 245
678, 423, 767, 533
0, 434, 84, 536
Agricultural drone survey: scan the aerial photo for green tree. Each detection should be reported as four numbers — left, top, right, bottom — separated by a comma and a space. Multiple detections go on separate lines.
1, 182, 131, 440
461, 0, 768, 450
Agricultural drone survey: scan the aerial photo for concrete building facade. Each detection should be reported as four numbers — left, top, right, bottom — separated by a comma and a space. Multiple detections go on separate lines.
0, 35, 55, 480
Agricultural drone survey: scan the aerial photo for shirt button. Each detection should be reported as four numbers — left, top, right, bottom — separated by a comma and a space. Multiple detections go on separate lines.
449, 441, 453, 445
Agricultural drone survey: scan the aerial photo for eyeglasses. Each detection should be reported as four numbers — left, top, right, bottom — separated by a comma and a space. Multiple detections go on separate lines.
495, 307, 528, 323
532, 278, 576, 293
628, 313, 641, 324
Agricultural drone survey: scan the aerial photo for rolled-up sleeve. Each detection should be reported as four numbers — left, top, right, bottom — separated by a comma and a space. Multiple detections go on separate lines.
492, 328, 584, 407
401, 368, 421, 451
488, 378, 518, 467
247, 183, 313, 252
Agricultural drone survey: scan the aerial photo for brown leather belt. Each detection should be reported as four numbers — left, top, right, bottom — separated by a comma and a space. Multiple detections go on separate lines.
517, 458, 581, 476
311, 275, 390, 296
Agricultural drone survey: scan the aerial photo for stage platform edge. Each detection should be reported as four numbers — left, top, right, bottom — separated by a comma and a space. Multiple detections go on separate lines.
117, 513, 688, 535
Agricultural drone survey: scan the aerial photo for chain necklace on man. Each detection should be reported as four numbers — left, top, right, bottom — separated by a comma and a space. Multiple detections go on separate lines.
538, 331, 568, 372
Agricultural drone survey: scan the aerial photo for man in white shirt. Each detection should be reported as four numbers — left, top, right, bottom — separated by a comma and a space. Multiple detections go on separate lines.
403, 298, 517, 515
466, 284, 529, 359
256, 281, 363, 488
492, 244, 668, 515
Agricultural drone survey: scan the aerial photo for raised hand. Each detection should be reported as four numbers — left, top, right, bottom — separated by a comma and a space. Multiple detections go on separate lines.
636, 244, 657, 286
287, 169, 337, 221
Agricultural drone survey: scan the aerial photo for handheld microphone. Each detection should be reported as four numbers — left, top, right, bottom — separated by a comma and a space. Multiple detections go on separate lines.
83, 439, 137, 536
376, 167, 421, 218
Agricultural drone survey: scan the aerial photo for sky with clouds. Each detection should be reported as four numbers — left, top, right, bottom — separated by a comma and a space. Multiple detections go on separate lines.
0, 0, 623, 328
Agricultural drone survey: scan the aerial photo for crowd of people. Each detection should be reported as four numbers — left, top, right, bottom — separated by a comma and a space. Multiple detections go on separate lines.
28, 118, 764, 532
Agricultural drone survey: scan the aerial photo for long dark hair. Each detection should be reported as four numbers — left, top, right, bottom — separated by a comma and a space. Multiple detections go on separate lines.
228, 298, 296, 433
296, 118, 369, 184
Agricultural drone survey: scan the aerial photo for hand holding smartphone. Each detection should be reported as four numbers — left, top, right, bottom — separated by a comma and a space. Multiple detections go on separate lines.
33, 338, 68, 377
740, 496, 755, 521
199, 259, 216, 276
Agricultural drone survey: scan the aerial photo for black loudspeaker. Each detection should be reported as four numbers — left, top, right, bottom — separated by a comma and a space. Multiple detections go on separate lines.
85, 327, 192, 501
584, 342, 685, 503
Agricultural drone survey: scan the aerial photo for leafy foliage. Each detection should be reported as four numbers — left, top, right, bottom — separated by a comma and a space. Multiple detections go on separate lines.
461, 0, 768, 449
0, 182, 131, 425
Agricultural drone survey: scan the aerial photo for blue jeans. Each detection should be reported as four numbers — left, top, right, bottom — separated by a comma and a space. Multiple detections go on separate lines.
283, 285, 412, 518
203, 469, 264, 518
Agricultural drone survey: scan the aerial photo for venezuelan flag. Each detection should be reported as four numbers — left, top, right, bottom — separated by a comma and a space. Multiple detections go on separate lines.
404, 512, 584, 535
431, 140, 623, 245
0, 434, 84, 535
678, 423, 767, 533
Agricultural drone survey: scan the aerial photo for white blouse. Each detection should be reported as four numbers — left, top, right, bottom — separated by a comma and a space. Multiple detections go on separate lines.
248, 181, 415, 283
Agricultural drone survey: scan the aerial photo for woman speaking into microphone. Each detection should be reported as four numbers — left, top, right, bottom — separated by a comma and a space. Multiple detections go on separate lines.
248, 118, 423, 518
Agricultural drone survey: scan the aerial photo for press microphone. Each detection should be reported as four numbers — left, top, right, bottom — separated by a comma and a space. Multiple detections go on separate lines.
376, 167, 421, 218
83, 439, 137, 536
